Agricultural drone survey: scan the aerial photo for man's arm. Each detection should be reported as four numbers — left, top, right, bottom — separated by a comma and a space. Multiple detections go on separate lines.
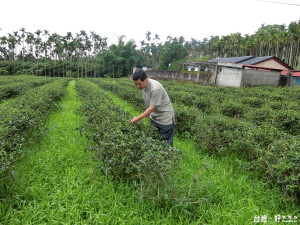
130, 106, 155, 124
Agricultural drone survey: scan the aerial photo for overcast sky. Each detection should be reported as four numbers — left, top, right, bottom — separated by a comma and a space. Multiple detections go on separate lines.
0, 0, 299, 46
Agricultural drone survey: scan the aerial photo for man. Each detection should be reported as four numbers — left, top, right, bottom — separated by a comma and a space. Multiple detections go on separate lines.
130, 70, 175, 146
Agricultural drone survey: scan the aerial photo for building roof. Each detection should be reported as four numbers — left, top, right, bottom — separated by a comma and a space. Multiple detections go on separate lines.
281, 70, 300, 77
210, 56, 254, 64
241, 56, 274, 65
210, 55, 293, 70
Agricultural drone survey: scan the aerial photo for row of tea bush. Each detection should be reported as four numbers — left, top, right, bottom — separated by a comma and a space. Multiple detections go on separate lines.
75, 79, 182, 204
93, 78, 300, 203
0, 78, 69, 174
0, 76, 56, 103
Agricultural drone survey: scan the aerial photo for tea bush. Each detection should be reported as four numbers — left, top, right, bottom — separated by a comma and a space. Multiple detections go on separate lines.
0, 77, 55, 102
267, 100, 299, 111
244, 106, 276, 126
191, 115, 300, 201
0, 75, 42, 85
241, 96, 265, 108
273, 109, 300, 136
0, 79, 69, 173
219, 100, 249, 118
192, 95, 218, 114
89, 78, 145, 110
75, 79, 182, 204
100, 78, 300, 202
173, 104, 202, 136
192, 114, 253, 155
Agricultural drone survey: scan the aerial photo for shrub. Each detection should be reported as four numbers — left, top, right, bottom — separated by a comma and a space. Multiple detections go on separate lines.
242, 96, 264, 108
244, 106, 275, 126
273, 110, 300, 136
90, 78, 300, 203
0, 79, 68, 173
0, 77, 54, 102
220, 100, 248, 118
192, 114, 251, 155
76, 79, 182, 204
193, 95, 218, 114
0, 68, 9, 75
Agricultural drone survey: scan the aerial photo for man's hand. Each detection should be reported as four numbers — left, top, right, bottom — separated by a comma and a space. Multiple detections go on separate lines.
130, 106, 155, 124
130, 117, 140, 124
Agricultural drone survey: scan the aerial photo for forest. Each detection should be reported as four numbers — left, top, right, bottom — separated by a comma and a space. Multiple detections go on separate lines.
0, 20, 299, 78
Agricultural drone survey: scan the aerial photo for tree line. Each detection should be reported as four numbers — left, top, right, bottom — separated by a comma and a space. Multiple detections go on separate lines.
0, 20, 299, 77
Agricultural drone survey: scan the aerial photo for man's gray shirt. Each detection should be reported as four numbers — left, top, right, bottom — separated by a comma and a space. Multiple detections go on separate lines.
142, 79, 174, 125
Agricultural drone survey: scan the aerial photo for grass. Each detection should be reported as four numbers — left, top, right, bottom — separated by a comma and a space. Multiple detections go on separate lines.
0, 79, 298, 224
173, 139, 299, 224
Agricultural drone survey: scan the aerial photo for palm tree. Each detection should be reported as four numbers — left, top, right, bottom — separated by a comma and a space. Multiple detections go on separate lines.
42, 30, 50, 76
178, 36, 185, 44
140, 40, 145, 49
0, 35, 8, 61
153, 34, 160, 45
78, 30, 88, 77
91, 31, 102, 77
64, 32, 73, 76
145, 31, 151, 43
7, 32, 20, 74
167, 35, 173, 42
19, 28, 26, 69
25, 32, 35, 74
34, 30, 42, 75
288, 21, 300, 68
51, 33, 62, 76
